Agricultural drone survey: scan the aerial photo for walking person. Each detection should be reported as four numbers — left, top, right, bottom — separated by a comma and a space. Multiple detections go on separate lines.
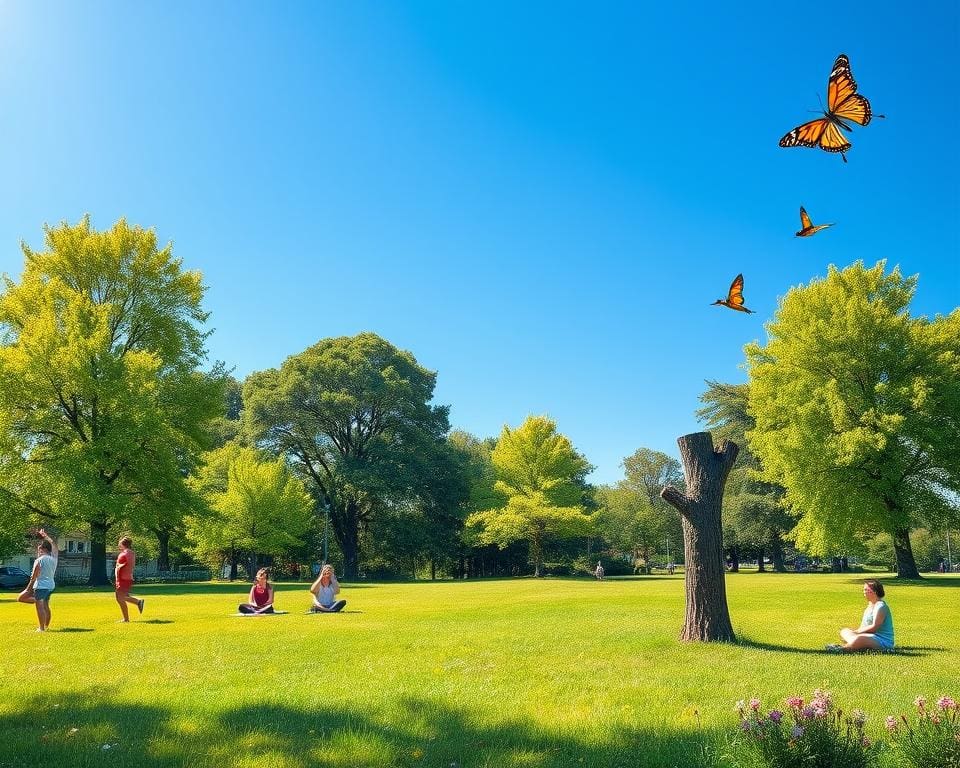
18, 529, 58, 632
309, 564, 346, 612
114, 536, 145, 622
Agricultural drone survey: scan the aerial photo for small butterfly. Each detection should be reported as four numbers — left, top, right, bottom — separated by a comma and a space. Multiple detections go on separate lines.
779, 54, 882, 163
795, 206, 834, 237
712, 274, 754, 314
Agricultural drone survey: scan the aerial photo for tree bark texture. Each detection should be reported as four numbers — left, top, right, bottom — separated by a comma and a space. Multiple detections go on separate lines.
86, 520, 111, 586
893, 527, 921, 579
660, 432, 738, 642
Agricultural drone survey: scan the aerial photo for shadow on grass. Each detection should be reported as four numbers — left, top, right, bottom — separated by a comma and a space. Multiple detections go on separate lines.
139, 619, 174, 625
0, 694, 724, 768
736, 636, 946, 657
57, 627, 95, 633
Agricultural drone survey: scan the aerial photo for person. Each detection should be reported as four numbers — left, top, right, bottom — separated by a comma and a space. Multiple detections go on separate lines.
114, 536, 144, 622
238, 568, 275, 614
594, 561, 605, 580
309, 564, 346, 612
826, 579, 895, 652
18, 529, 58, 632
667, 562, 676, 575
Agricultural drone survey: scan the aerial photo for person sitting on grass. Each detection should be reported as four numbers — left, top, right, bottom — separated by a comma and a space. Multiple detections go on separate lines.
309, 564, 346, 612
18, 529, 58, 632
238, 568, 276, 614
826, 579, 894, 653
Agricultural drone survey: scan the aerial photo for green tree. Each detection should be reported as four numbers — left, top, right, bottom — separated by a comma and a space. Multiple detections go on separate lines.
0, 217, 224, 585
466, 415, 593, 576
617, 447, 684, 570
243, 332, 451, 579
187, 446, 312, 577
745, 261, 960, 578
595, 485, 667, 573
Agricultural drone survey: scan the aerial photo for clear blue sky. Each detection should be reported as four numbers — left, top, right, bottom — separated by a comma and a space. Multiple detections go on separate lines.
1, 2, 957, 485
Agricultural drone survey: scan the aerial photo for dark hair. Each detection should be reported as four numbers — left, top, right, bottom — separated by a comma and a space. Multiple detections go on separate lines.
119, 536, 133, 548
864, 579, 885, 598
39, 540, 53, 553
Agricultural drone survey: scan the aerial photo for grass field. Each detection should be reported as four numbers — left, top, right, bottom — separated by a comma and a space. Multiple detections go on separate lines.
1, 572, 957, 767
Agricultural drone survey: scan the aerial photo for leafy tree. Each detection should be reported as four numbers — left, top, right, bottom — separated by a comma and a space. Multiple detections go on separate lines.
616, 448, 684, 571
745, 261, 960, 578
0, 217, 224, 584
466, 415, 593, 576
594, 485, 665, 572
187, 446, 312, 576
698, 381, 792, 571
243, 332, 451, 579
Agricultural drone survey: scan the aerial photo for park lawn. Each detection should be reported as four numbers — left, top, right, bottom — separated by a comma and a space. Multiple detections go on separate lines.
1, 573, 956, 768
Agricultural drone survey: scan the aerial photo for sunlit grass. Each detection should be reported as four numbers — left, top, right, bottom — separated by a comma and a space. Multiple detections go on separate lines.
1, 573, 956, 767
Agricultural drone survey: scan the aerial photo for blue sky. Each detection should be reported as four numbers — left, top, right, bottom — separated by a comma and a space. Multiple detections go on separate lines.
1, 2, 957, 485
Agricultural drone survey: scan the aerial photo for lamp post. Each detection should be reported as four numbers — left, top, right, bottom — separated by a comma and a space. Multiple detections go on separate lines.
322, 503, 329, 566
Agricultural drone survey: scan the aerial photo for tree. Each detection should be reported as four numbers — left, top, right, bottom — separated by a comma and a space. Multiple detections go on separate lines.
243, 332, 451, 579
0, 217, 224, 584
466, 415, 593, 577
595, 486, 667, 573
660, 432, 738, 642
616, 448, 684, 571
697, 381, 793, 572
187, 446, 312, 577
745, 261, 960, 578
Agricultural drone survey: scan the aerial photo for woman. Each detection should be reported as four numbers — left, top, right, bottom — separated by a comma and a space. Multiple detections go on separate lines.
827, 579, 895, 652
18, 529, 58, 632
238, 568, 275, 614
309, 564, 346, 612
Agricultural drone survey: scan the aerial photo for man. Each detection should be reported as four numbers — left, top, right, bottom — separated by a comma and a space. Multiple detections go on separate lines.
18, 529, 58, 631
115, 536, 145, 622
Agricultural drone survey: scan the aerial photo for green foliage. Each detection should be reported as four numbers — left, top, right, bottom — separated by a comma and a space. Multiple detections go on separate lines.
466, 415, 593, 576
187, 445, 312, 567
243, 332, 451, 577
887, 695, 960, 768
0, 216, 223, 579
745, 261, 960, 561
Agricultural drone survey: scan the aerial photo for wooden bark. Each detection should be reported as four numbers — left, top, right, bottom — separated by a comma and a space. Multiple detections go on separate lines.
660, 432, 738, 642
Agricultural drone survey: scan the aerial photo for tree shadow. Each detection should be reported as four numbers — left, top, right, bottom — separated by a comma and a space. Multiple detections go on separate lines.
1, 693, 723, 768
139, 619, 175, 625
57, 627, 95, 633
736, 636, 944, 657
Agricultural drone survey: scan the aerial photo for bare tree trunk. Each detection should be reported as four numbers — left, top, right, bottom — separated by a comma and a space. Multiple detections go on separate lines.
770, 533, 786, 572
893, 527, 921, 579
660, 432, 738, 642
757, 546, 765, 573
87, 519, 111, 587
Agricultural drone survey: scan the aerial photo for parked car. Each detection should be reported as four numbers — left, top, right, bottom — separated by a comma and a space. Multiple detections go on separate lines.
0, 565, 30, 590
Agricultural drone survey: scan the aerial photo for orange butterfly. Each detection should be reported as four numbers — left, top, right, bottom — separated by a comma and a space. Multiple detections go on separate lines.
712, 274, 754, 314
795, 206, 834, 237
779, 54, 880, 163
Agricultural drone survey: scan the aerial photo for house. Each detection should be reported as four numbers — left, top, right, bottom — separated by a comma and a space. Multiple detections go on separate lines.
0, 531, 160, 581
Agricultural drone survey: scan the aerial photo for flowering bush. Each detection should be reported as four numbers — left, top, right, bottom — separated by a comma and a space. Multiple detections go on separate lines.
886, 694, 960, 768
731, 689, 876, 768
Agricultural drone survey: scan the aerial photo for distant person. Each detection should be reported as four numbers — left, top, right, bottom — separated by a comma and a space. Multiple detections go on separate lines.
667, 562, 676, 575
938, 558, 946, 574
826, 579, 894, 652
238, 568, 275, 614
114, 536, 145, 622
310, 564, 346, 612
18, 529, 58, 632
595, 561, 605, 580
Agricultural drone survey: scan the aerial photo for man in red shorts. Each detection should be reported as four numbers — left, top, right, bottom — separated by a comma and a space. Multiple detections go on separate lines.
115, 535, 145, 622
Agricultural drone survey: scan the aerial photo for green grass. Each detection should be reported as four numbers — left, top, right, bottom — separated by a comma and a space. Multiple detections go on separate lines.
1, 573, 956, 767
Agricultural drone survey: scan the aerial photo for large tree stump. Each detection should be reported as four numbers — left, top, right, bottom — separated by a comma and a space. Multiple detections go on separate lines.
660, 432, 738, 642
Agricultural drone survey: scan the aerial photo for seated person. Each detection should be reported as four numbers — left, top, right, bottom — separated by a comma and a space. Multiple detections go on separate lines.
310, 564, 346, 612
826, 579, 894, 652
238, 568, 275, 614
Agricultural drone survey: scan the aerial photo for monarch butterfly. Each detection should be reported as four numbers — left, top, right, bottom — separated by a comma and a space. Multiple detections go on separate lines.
712, 274, 754, 314
795, 206, 834, 237
779, 54, 881, 163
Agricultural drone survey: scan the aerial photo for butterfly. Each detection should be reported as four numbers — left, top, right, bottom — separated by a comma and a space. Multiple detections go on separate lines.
779, 54, 881, 163
712, 274, 754, 314
795, 206, 834, 237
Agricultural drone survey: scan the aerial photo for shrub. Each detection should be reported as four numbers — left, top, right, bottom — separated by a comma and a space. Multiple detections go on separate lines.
731, 689, 875, 768
886, 695, 960, 768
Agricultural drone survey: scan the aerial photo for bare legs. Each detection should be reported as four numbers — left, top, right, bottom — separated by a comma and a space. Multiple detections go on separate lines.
115, 588, 142, 622
18, 591, 50, 631
838, 627, 884, 651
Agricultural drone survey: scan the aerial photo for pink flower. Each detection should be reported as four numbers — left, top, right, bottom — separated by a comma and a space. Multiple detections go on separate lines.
785, 696, 804, 709
861, 737, 871, 748
802, 706, 816, 720
749, 697, 762, 712
914, 696, 927, 710
768, 710, 783, 724
936, 696, 957, 711
885, 716, 899, 732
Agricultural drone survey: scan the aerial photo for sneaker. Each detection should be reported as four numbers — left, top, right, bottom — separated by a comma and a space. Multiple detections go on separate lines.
137, 599, 144, 615
824, 643, 844, 653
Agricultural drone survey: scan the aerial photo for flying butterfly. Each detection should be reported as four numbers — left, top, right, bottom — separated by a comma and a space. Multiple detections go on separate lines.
779, 54, 882, 163
795, 206, 834, 237
712, 274, 754, 314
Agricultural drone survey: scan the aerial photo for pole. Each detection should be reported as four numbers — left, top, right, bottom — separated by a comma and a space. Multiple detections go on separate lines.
947, 528, 953, 572
322, 504, 329, 566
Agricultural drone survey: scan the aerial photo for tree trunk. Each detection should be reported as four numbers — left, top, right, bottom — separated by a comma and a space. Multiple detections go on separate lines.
757, 547, 765, 572
893, 527, 921, 579
87, 519, 111, 586
727, 546, 739, 572
660, 432, 738, 643
155, 528, 171, 572
770, 534, 786, 572
430, 559, 436, 581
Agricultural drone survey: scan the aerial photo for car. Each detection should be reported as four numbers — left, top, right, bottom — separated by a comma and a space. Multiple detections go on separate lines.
0, 565, 30, 590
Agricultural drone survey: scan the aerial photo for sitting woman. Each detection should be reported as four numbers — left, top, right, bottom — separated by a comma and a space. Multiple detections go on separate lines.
310, 564, 346, 612
827, 579, 894, 652
238, 568, 275, 614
